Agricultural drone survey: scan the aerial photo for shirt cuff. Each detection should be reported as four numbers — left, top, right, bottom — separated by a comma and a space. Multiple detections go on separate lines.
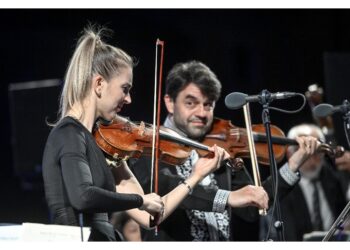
212, 189, 230, 212
279, 163, 300, 186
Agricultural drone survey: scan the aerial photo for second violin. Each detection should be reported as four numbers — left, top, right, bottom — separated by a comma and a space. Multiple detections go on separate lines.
203, 118, 343, 165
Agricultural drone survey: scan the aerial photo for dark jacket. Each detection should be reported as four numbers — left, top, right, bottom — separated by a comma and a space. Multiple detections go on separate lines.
129, 156, 296, 241
279, 163, 346, 241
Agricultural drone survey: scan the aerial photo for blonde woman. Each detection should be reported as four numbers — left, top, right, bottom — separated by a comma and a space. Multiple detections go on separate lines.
42, 27, 227, 241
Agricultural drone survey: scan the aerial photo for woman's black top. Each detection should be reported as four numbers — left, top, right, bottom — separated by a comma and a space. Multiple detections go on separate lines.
42, 116, 143, 241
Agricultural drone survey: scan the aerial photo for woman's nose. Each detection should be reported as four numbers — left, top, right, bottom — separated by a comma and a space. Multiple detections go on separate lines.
124, 93, 132, 104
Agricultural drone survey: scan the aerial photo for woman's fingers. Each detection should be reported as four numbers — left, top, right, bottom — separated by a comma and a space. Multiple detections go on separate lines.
140, 193, 164, 214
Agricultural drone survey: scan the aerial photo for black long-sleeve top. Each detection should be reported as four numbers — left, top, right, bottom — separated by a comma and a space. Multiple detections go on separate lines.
42, 116, 143, 241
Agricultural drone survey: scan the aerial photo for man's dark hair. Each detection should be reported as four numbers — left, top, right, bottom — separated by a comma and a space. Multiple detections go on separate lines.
165, 61, 222, 101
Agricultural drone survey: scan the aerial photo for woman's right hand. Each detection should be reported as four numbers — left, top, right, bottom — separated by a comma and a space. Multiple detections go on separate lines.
139, 193, 164, 214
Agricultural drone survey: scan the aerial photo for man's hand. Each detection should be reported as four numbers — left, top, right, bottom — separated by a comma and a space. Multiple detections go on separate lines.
335, 151, 350, 172
288, 135, 319, 172
227, 185, 269, 209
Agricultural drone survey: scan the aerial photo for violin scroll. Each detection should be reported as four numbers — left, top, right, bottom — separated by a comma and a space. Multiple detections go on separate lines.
317, 144, 345, 158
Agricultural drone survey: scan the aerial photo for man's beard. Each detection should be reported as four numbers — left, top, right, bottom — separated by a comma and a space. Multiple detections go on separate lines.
300, 159, 324, 180
173, 115, 212, 140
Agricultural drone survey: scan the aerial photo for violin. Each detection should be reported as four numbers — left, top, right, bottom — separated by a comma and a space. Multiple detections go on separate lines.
203, 118, 343, 165
93, 116, 342, 166
93, 115, 209, 166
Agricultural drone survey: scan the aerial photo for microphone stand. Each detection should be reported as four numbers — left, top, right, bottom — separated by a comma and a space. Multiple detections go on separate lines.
342, 100, 350, 149
260, 89, 285, 241
79, 213, 84, 242
322, 200, 350, 241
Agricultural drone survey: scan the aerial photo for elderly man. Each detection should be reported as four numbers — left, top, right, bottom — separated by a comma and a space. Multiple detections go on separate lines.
276, 124, 347, 241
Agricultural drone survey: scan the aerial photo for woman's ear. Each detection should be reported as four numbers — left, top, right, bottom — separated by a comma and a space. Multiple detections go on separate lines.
93, 75, 104, 98
164, 94, 174, 114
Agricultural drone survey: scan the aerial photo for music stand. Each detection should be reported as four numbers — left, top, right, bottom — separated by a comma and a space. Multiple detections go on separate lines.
322, 200, 350, 241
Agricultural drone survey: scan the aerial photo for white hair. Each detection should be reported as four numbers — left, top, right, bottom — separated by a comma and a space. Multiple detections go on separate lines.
287, 124, 325, 142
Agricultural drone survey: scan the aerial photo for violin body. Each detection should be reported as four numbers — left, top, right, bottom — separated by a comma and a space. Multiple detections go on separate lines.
94, 116, 193, 166
204, 118, 287, 165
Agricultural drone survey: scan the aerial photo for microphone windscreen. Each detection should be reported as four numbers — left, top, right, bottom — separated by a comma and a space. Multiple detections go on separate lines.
225, 92, 247, 110
313, 103, 334, 117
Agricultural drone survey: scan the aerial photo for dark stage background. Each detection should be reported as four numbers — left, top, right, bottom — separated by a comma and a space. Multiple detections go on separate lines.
0, 9, 350, 226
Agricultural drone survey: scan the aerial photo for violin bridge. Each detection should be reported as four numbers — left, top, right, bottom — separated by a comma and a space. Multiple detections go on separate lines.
139, 121, 145, 136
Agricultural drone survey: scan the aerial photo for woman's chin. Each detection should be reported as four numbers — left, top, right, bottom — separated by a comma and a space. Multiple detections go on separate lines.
112, 108, 120, 115
101, 113, 117, 123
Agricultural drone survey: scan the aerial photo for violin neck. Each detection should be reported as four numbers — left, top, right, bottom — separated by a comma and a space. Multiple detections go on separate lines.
159, 130, 210, 151
253, 133, 298, 146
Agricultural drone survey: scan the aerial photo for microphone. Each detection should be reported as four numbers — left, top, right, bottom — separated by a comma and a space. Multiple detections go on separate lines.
225, 91, 298, 110
313, 101, 350, 118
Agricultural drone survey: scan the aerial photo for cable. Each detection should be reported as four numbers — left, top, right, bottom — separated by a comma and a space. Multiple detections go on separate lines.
344, 115, 350, 149
269, 93, 306, 114
264, 144, 280, 240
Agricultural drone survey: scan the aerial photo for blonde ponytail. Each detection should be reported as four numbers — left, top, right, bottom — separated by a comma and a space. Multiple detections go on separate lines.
57, 26, 133, 123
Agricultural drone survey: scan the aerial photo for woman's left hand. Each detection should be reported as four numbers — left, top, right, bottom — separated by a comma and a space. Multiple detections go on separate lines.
192, 145, 229, 180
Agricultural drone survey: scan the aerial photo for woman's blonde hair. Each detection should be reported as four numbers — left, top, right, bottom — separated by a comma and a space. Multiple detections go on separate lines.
58, 26, 134, 122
